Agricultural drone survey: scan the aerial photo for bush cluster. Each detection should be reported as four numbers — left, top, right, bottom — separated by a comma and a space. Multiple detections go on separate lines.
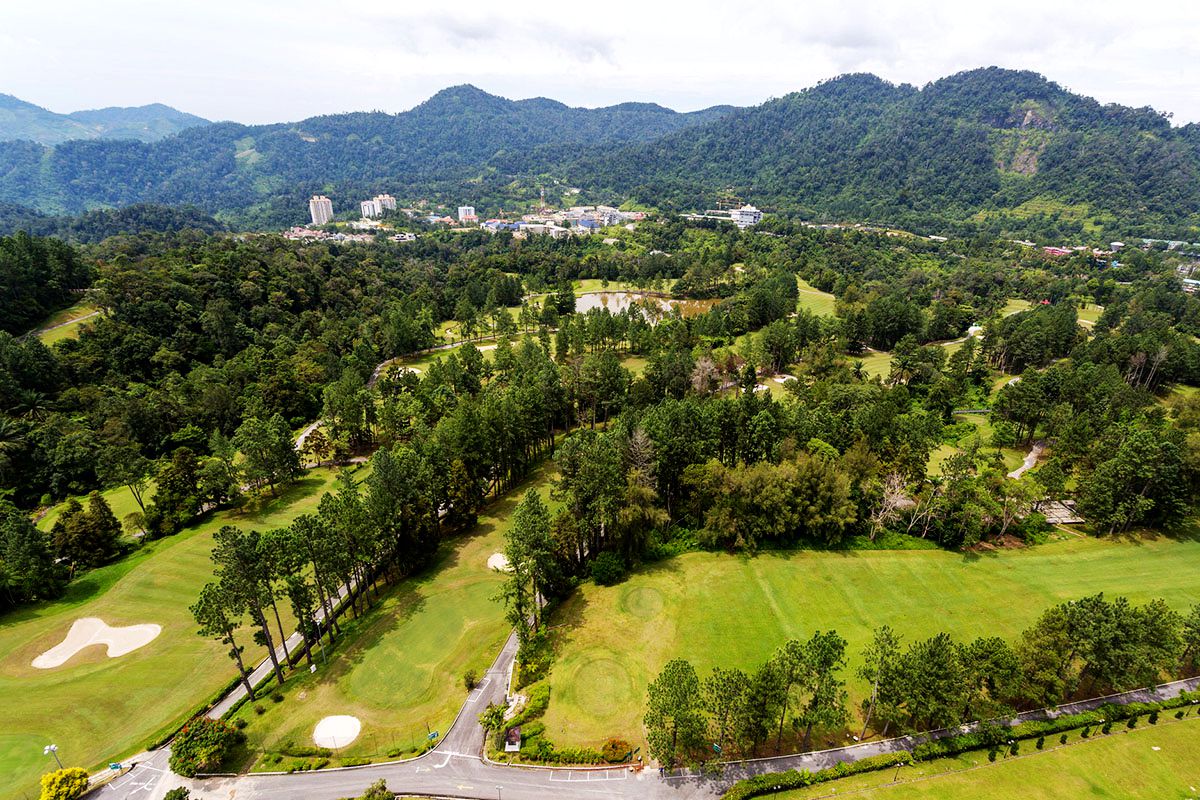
168, 717, 246, 777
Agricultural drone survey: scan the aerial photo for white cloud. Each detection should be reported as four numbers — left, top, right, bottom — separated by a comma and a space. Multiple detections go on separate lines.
0, 0, 1197, 123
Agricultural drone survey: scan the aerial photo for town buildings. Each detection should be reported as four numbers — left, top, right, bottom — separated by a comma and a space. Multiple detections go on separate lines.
458, 206, 478, 223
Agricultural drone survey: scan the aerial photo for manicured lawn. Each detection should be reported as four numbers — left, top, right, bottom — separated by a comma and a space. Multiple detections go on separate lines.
34, 301, 101, 345
0, 467, 354, 800
775, 716, 1200, 799
540, 535, 1200, 752
1000, 298, 1031, 317
1077, 302, 1104, 327
37, 482, 153, 532
856, 350, 894, 379
231, 468, 557, 769
796, 278, 837, 317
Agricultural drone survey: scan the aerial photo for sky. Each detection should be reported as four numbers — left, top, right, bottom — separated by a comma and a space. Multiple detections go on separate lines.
3, 0, 1199, 124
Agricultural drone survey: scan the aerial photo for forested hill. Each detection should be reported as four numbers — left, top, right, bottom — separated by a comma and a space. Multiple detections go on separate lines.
570, 68, 1200, 239
0, 85, 732, 225
0, 94, 209, 145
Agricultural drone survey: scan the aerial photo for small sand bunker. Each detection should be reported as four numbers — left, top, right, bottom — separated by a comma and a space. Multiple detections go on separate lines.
313, 715, 361, 749
487, 552, 511, 571
32, 618, 162, 669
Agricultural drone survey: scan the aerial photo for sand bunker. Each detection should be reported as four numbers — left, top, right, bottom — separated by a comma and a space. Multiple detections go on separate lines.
313, 715, 361, 748
32, 618, 162, 669
487, 552, 511, 571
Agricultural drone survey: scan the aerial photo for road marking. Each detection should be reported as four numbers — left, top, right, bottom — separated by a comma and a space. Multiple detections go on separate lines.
466, 676, 492, 702
549, 769, 628, 782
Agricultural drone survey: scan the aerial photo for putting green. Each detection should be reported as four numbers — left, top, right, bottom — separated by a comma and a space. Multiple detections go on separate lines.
0, 468, 355, 800
231, 468, 558, 768
541, 534, 1200, 751
775, 717, 1200, 799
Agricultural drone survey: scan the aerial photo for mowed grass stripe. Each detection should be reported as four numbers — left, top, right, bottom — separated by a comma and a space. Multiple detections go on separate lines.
541, 535, 1200, 750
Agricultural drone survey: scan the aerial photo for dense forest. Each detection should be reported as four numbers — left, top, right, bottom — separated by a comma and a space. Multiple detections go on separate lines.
3, 218, 1199, 615
1, 69, 1197, 239
572, 68, 1200, 240
0, 202, 224, 242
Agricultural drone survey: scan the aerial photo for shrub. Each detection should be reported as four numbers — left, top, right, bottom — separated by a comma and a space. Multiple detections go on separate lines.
164, 790, 191, 800
464, 669, 478, 691
254, 704, 266, 716
987, 749, 998, 763
39, 768, 90, 800
1176, 711, 1185, 720
1059, 734, 1068, 745
233, 718, 247, 730
1009, 741, 1019, 756
1126, 716, 1138, 729
1101, 723, 1112, 735
168, 717, 246, 777
1149, 711, 1158, 725
1035, 736, 1044, 750
271, 692, 284, 703
601, 738, 633, 763
1082, 727, 1090, 738
590, 551, 627, 586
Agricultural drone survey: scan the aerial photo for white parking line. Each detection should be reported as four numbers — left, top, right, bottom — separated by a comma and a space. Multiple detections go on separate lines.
549, 769, 628, 782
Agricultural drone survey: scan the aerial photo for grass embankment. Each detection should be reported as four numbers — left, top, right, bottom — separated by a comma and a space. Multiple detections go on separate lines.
231, 468, 557, 771
773, 716, 1200, 800
0, 468, 355, 800
33, 301, 101, 345
541, 534, 1200, 753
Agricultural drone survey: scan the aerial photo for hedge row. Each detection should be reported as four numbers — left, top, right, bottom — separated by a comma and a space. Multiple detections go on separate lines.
722, 752, 911, 800
722, 689, 1200, 799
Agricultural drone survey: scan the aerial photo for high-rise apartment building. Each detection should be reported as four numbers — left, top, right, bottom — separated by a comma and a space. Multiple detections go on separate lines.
309, 195, 334, 225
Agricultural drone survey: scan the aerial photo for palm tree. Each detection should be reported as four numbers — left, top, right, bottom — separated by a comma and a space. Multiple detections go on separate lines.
9, 389, 53, 422
0, 416, 27, 482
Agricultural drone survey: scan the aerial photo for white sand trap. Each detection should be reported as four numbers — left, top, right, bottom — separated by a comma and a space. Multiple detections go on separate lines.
313, 715, 361, 749
32, 618, 162, 669
773, 374, 796, 384
487, 552, 511, 571
478, 344, 498, 352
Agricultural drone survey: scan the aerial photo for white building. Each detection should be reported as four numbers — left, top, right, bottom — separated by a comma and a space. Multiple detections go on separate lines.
729, 204, 763, 229
458, 206, 477, 223
309, 195, 334, 225
374, 194, 397, 211
360, 199, 382, 218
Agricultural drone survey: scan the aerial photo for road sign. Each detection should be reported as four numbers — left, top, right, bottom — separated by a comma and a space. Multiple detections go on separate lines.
428, 731, 439, 740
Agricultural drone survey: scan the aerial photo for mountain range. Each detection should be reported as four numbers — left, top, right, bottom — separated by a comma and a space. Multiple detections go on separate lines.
0, 94, 209, 145
1, 69, 1198, 239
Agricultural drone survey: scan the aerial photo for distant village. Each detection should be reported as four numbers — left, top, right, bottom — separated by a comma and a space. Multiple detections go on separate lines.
284, 194, 1200, 294
284, 193, 764, 244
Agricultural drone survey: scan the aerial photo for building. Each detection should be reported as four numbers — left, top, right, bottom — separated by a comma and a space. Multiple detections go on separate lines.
309, 195, 334, 225
729, 205, 763, 229
360, 199, 382, 219
458, 206, 477, 223
374, 194, 397, 211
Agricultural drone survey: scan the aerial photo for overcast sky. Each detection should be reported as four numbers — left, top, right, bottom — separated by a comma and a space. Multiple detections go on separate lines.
3, 0, 1198, 124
